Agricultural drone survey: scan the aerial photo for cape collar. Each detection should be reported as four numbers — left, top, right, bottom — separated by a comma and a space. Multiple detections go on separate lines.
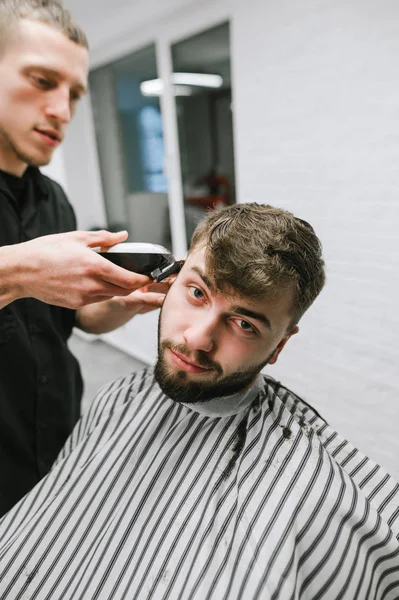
178, 373, 264, 417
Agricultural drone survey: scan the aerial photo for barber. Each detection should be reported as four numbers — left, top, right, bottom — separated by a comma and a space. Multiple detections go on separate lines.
0, 0, 167, 516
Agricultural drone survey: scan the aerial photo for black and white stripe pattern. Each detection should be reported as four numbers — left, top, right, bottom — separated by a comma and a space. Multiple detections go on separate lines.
0, 368, 398, 599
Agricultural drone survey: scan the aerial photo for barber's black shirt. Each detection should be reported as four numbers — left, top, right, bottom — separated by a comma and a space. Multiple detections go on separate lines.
0, 168, 83, 516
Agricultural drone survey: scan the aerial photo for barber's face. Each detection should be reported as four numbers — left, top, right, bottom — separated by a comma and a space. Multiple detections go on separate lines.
0, 19, 88, 175
155, 247, 298, 405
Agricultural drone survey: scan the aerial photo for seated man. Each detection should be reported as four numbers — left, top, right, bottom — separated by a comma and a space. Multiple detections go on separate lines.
0, 203, 398, 599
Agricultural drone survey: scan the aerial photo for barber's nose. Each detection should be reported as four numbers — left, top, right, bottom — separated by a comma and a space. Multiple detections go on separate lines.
44, 89, 71, 124
183, 316, 217, 354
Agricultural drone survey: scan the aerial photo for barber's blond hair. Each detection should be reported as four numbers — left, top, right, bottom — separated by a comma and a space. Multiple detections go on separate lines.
0, 0, 88, 54
190, 203, 326, 326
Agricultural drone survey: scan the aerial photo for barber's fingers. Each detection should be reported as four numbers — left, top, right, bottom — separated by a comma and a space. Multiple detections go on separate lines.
137, 281, 172, 294
139, 292, 167, 308
99, 267, 150, 291
126, 291, 166, 307
84, 295, 117, 305
75, 229, 129, 248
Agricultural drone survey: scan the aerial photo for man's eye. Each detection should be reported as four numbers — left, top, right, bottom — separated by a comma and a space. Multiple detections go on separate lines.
70, 91, 81, 102
188, 286, 204, 300
236, 319, 256, 334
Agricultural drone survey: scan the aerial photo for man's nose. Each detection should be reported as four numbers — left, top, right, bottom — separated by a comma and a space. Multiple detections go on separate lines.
183, 315, 218, 354
44, 88, 71, 124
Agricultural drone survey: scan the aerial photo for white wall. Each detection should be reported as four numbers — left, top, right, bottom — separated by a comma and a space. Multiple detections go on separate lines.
62, 0, 399, 479
40, 147, 69, 191
232, 0, 399, 477
62, 95, 108, 229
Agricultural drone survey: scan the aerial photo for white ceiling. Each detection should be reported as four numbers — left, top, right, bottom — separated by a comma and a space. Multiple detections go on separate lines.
63, 0, 141, 24
63, 0, 198, 50
68, 1, 232, 87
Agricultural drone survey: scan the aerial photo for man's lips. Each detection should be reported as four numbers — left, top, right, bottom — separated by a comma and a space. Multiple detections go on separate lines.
169, 349, 213, 374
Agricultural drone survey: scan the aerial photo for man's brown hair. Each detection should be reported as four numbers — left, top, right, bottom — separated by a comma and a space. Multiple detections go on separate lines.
190, 203, 326, 327
0, 0, 88, 53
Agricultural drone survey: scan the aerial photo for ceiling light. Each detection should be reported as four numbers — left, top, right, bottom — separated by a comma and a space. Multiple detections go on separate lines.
140, 79, 164, 96
141, 81, 193, 97
140, 72, 223, 97
172, 73, 223, 88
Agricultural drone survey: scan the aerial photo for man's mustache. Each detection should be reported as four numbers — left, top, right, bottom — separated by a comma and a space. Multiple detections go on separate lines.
162, 340, 223, 375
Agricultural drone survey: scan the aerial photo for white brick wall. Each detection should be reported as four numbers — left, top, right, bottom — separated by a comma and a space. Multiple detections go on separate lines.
233, 0, 399, 478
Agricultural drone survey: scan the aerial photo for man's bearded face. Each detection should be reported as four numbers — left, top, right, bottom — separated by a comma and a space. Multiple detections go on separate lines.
154, 248, 297, 406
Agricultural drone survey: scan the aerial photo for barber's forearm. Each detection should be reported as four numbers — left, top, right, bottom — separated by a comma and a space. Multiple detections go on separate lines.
75, 299, 139, 334
0, 245, 25, 309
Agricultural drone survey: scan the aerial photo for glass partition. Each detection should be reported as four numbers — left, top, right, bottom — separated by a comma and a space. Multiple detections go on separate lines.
172, 22, 236, 244
89, 44, 172, 248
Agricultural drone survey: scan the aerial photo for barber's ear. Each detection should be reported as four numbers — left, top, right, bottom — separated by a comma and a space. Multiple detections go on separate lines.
268, 326, 299, 365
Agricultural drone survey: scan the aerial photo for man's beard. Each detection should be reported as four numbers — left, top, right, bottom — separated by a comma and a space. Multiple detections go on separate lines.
154, 337, 275, 406
0, 126, 51, 168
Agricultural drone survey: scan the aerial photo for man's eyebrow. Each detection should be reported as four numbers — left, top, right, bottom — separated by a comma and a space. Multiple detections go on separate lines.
231, 306, 272, 330
191, 266, 215, 292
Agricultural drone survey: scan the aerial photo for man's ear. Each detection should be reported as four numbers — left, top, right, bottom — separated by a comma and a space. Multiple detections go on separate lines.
165, 260, 186, 287
268, 326, 299, 365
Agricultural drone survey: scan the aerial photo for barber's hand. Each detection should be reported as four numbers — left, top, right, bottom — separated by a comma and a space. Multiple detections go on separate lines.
114, 280, 173, 315
75, 278, 175, 334
15, 230, 151, 309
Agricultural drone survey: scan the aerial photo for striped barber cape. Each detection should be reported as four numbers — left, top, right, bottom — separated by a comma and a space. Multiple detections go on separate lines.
0, 367, 398, 600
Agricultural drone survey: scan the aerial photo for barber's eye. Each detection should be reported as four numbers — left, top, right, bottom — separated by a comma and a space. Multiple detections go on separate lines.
188, 286, 204, 300
32, 76, 51, 88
